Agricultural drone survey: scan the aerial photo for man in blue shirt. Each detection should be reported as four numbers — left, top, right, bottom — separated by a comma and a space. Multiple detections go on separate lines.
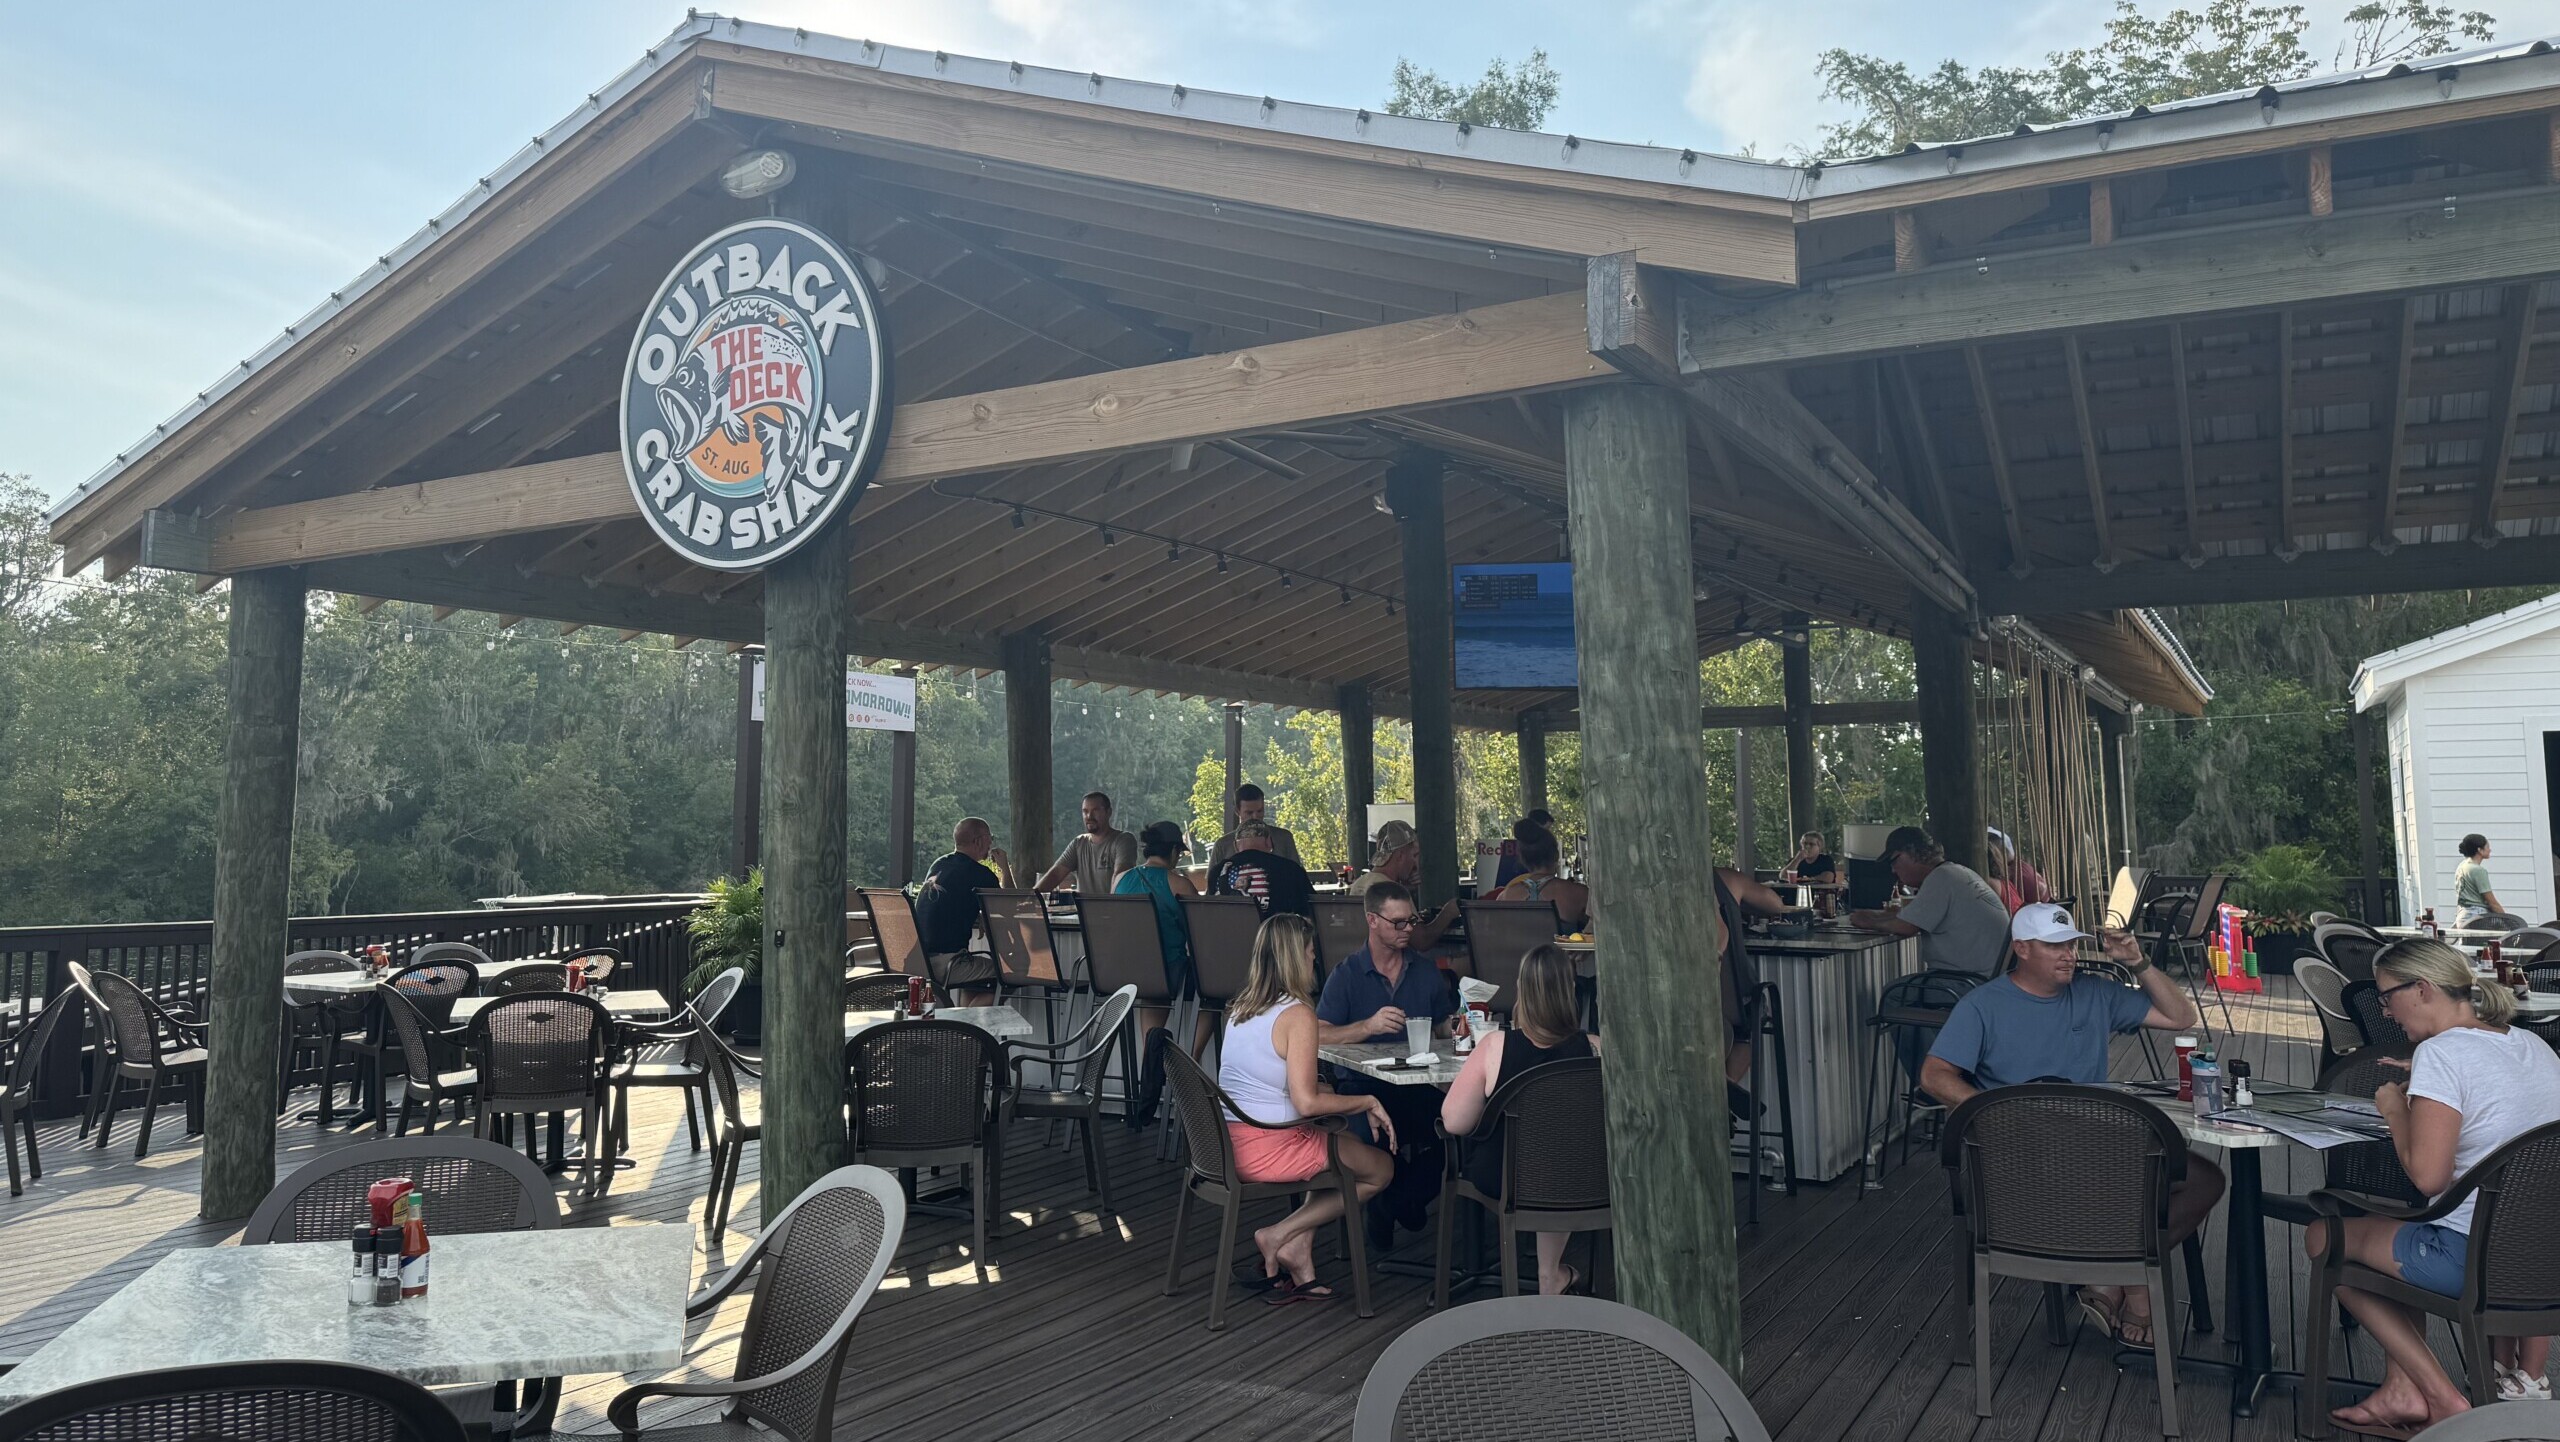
1316, 880, 1452, 1248
1923, 902, 2216, 1348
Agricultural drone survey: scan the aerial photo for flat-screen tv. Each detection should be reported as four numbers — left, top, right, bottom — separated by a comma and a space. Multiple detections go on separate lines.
1451, 563, 1577, 690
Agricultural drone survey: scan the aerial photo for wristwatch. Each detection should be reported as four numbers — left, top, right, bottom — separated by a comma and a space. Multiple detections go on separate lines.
2125, 957, 2152, 975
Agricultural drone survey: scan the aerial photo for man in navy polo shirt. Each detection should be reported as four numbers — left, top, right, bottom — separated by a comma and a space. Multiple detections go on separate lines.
1317, 880, 1453, 1248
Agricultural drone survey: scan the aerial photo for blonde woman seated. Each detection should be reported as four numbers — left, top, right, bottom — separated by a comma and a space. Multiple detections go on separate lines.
1439, 943, 1599, 1295
2307, 938, 2560, 1432
1219, 913, 1398, 1302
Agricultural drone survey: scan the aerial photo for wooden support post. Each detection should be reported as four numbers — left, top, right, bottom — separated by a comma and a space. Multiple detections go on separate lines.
2308, 145, 2335, 217
1561, 382, 1739, 1368
1733, 730, 1757, 872
759, 520, 850, 1225
1005, 632, 1055, 881
1341, 684, 1375, 870
1891, 209, 1931, 272
1911, 600, 1984, 874
1518, 718, 1548, 817
732, 647, 763, 880
2356, 708, 2384, 922
2374, 300, 2418, 554
1223, 701, 1246, 829
2095, 704, 2131, 873
1389, 451, 1459, 910
200, 567, 306, 1221
1781, 616, 1818, 846
2089, 179, 2116, 247
889, 666, 918, 887
2276, 309, 2300, 559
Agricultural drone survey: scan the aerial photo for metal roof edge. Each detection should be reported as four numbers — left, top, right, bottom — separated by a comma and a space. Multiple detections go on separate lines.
2129, 607, 2213, 705
2352, 588, 2560, 694
1801, 38, 2560, 198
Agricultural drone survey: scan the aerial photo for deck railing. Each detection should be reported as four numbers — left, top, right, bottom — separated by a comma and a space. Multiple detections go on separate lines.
0, 898, 705, 1118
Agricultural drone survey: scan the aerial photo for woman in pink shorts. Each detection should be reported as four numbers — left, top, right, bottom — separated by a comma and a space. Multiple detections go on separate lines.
1220, 913, 1396, 1302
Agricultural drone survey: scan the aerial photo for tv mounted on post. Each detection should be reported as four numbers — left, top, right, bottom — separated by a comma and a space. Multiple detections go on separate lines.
1451, 563, 1577, 690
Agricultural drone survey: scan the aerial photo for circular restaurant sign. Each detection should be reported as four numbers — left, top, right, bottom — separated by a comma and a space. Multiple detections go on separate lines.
619, 218, 890, 571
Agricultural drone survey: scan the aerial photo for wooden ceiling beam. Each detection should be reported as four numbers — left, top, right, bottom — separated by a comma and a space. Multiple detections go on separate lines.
2275, 308, 2301, 559
152, 290, 1604, 575
1964, 346, 2036, 578
1978, 534, 2560, 610
2474, 282, 2544, 545
2167, 321, 2206, 563
2059, 334, 2119, 569
1685, 188, 2560, 373
2372, 299, 2420, 553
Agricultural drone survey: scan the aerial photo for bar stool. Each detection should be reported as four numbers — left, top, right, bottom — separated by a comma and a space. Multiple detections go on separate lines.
1856, 969, 1985, 1194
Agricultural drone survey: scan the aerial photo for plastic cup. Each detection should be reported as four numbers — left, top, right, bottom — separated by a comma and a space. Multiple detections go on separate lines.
1404, 1016, 1431, 1059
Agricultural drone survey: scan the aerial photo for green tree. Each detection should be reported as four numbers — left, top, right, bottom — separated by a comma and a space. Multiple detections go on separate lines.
1385, 49, 1561, 131
1812, 0, 2492, 157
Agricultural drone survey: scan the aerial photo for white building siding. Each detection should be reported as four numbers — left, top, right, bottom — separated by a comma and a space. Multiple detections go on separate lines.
2387, 629, 2560, 923
2388, 702, 2422, 922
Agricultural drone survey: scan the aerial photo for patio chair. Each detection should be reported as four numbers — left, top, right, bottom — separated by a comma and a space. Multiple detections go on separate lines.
380, 985, 478, 1135
553, 945, 620, 987
68, 961, 206, 1160
700, 1026, 760, 1246
1313, 897, 1370, 982
2265, 1047, 2424, 1229
1857, 968, 1985, 1193
562, 1165, 904, 1442
862, 886, 986, 1004
2301, 1119, 2560, 1437
2077, 959, 2168, 1078
280, 950, 369, 1125
1002, 984, 1138, 1214
845, 1019, 1006, 1274
0, 991, 77, 1197
1943, 1083, 2202, 1434
1353, 1294, 1770, 1442
2340, 978, 2416, 1055
468, 991, 612, 1197
0, 1360, 469, 1442
487, 961, 570, 995
1434, 1055, 1609, 1306
410, 941, 495, 973
1178, 894, 1262, 1065
609, 965, 744, 1159
2293, 957, 2364, 1057
357, 959, 477, 1131
2315, 922, 2385, 984
982, 887, 1078, 1030
2411, 1402, 2560, 1440
1159, 1043, 1373, 1329
1732, 979, 1799, 1221
843, 971, 912, 1010
2494, 926, 2560, 955
1078, 894, 1182, 1123
1461, 900, 1565, 1015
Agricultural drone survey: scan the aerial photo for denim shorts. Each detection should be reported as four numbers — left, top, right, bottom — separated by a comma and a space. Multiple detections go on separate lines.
2392, 1221, 2469, 1297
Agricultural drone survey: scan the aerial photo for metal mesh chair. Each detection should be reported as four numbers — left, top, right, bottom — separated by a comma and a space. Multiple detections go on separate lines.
2409, 1402, 2560, 1440
1350, 1294, 1771, 1442
1313, 898, 1370, 983
68, 962, 206, 1159
468, 991, 611, 1196
843, 972, 912, 1010
2340, 978, 2416, 1054
281, 951, 369, 1126
0, 1360, 470, 1442
1942, 1084, 2198, 1433
701, 1027, 760, 1247
2302, 1120, 2560, 1436
1460, 901, 1564, 1014
409, 941, 494, 972
565, 1165, 903, 1441
0, 991, 77, 1197
846, 1020, 1005, 1274
487, 962, 570, 995
2293, 957, 2364, 1057
358, 960, 477, 1130
2316, 924, 2386, 984
1857, 969, 1985, 1192
554, 946, 620, 987
610, 967, 744, 1162
245, 1134, 561, 1243
1434, 1055, 1608, 1306
2494, 927, 2560, 955
1158, 1043, 1372, 1330
1002, 985, 1138, 1214
380, 985, 477, 1135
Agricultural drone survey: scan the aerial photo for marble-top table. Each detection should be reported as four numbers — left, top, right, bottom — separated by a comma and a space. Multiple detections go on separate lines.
1318, 1040, 1465, 1087
284, 956, 571, 996
845, 1003, 1033, 1042
450, 988, 669, 1024
0, 1223, 691, 1402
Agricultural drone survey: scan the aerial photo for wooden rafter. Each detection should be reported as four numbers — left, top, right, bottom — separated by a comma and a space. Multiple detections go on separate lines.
2168, 321, 2204, 564
2475, 282, 2544, 545
1887, 357, 1965, 569
2276, 309, 2299, 559
1964, 346, 2034, 578
2373, 299, 2419, 554
2060, 334, 2117, 569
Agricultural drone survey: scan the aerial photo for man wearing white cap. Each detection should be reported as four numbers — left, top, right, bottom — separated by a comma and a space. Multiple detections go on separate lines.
1922, 902, 2215, 1348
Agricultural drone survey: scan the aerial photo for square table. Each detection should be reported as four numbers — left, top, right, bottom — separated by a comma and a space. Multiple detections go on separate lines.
0, 1223, 692, 1403
846, 1003, 1033, 1041
1317, 1039, 1465, 1087
451, 988, 670, 1024
284, 957, 575, 996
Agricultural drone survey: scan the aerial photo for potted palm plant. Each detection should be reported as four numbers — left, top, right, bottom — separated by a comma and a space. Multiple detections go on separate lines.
2232, 844, 2338, 975
685, 870, 762, 1044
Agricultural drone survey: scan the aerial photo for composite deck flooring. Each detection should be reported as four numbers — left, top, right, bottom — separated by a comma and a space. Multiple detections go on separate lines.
0, 978, 2505, 1439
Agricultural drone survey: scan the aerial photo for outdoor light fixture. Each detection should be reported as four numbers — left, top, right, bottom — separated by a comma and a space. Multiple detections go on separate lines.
1215, 553, 1229, 574
1011, 508, 1026, 529
1339, 584, 1352, 606
1100, 527, 1117, 546
1281, 572, 1293, 588
719, 148, 798, 198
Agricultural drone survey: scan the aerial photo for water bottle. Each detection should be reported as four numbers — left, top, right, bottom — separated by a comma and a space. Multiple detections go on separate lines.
2190, 1053, 2223, 1118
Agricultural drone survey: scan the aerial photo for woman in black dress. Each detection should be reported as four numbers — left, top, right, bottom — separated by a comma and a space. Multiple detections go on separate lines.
1439, 943, 1597, 1295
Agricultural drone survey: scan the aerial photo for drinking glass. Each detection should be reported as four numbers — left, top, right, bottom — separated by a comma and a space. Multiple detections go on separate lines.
1404, 1015, 1431, 1059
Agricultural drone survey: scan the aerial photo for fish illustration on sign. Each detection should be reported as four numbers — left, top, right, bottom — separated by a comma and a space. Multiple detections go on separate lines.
654, 295, 814, 503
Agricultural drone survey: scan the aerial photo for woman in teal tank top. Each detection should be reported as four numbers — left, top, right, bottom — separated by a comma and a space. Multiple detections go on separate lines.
1113, 820, 1197, 996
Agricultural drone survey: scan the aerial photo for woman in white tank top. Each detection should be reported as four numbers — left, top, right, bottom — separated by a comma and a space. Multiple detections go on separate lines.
1217, 914, 1396, 1301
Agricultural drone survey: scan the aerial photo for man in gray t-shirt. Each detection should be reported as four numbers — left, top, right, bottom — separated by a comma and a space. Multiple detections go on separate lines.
1034, 791, 1142, 894
1848, 825, 2012, 975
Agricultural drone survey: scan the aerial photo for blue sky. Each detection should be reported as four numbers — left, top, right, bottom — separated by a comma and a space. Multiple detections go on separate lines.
10, 1, 2559, 506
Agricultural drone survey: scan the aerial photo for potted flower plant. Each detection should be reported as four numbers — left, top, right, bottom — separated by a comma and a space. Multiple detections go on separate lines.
685, 869, 762, 1043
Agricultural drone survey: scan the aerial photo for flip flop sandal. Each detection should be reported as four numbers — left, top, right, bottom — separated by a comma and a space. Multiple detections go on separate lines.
1232, 1263, 1285, 1294
2329, 1403, 2423, 1440
1264, 1280, 1340, 1307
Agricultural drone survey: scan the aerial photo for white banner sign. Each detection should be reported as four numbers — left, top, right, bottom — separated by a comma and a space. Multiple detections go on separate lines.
748, 662, 916, 733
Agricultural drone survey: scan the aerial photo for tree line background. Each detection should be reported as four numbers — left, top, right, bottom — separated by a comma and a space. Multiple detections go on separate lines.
7, 0, 2539, 925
